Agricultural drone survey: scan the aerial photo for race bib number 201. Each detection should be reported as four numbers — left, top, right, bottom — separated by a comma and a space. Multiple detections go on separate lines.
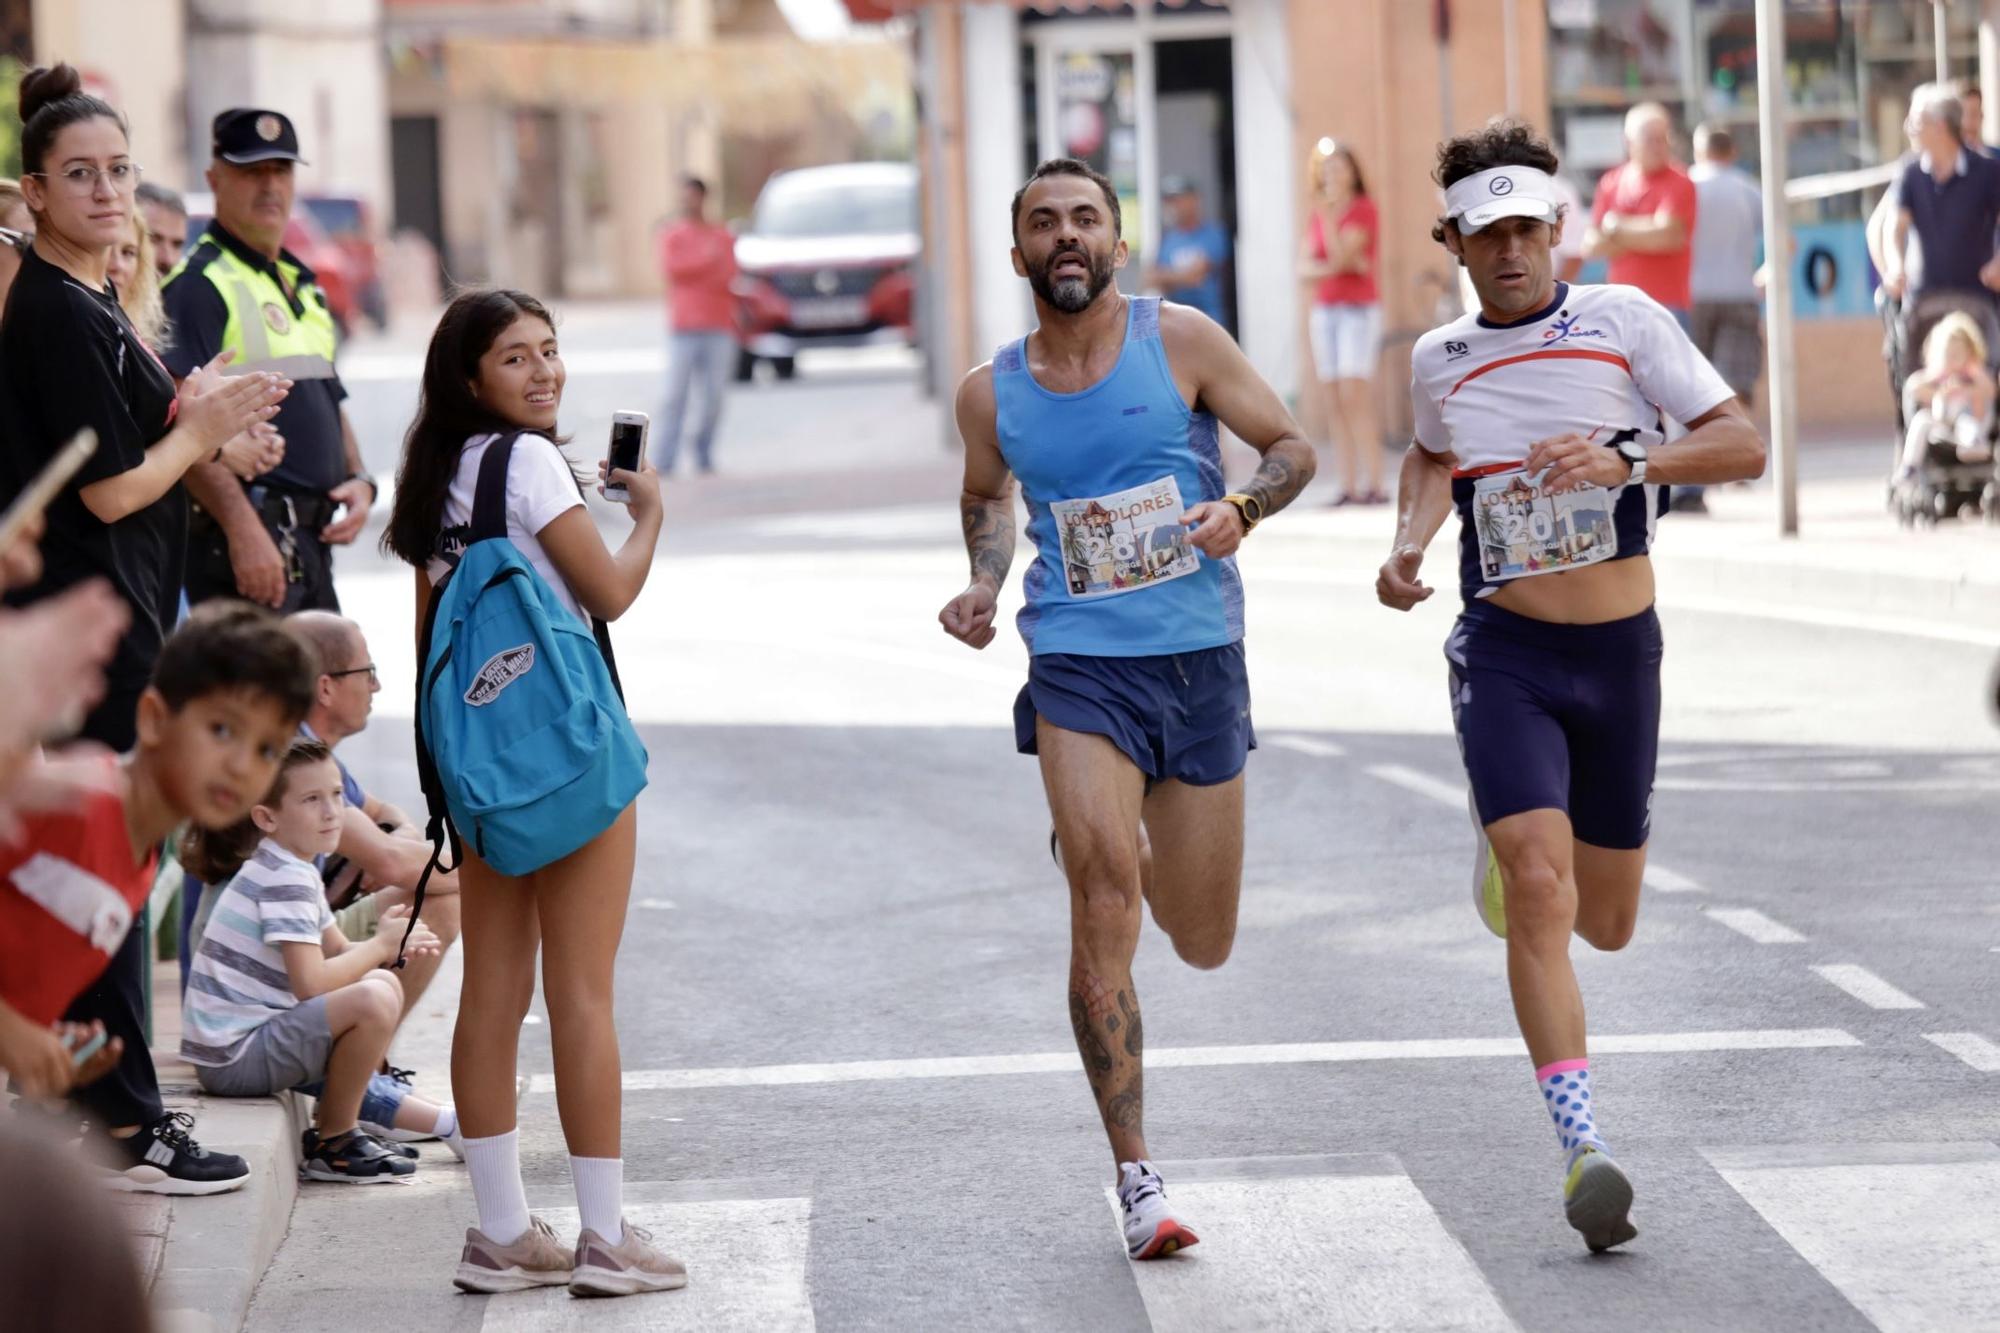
1472, 467, 1618, 583
1053, 476, 1200, 599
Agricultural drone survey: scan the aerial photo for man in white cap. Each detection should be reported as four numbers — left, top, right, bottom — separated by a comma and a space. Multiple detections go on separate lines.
1376, 120, 1764, 1254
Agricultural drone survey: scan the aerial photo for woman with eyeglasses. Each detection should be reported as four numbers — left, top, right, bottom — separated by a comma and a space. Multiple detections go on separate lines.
0, 63, 292, 1199
0, 179, 32, 314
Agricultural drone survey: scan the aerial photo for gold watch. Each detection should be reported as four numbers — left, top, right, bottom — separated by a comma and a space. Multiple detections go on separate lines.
1222, 492, 1264, 534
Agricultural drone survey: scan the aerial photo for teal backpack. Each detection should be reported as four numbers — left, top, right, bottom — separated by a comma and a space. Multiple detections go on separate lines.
400, 433, 647, 960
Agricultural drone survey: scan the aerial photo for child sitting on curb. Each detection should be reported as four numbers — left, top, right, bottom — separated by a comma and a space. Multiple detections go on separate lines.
180, 738, 463, 1183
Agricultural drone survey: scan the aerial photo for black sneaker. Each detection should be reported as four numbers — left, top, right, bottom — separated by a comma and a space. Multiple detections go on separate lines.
301, 1128, 416, 1184
308, 1126, 416, 1161
102, 1111, 250, 1196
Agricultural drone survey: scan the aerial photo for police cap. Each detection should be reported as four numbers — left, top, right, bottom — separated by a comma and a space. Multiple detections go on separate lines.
212, 108, 308, 166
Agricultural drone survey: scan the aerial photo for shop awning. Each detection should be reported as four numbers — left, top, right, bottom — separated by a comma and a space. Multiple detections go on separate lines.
843, 0, 1223, 20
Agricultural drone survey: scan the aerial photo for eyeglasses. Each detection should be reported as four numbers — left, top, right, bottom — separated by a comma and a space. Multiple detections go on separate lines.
0, 228, 29, 254
27, 163, 143, 197
327, 663, 378, 685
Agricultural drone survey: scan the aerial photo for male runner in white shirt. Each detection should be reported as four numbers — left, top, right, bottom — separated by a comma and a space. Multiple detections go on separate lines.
1378, 121, 1765, 1252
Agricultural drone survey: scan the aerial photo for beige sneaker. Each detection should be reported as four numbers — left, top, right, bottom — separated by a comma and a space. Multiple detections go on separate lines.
569, 1223, 689, 1297
452, 1216, 574, 1293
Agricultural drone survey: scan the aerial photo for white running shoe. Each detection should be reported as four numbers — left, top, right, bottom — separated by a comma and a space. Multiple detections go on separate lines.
1117, 1160, 1199, 1259
1469, 794, 1506, 938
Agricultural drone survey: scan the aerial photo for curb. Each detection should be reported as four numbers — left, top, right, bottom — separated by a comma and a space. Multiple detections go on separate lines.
149, 1083, 309, 1333
1659, 548, 2000, 635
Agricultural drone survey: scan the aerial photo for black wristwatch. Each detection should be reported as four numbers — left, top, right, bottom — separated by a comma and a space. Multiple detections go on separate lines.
347, 472, 379, 503
1614, 440, 1647, 486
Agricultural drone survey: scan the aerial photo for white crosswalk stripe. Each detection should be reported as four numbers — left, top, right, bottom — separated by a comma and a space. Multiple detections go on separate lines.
1705, 1143, 2000, 1333
1110, 1157, 1516, 1333
478, 1197, 813, 1332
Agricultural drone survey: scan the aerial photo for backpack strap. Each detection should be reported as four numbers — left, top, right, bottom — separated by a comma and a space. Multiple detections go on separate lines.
470, 429, 525, 543
397, 573, 462, 970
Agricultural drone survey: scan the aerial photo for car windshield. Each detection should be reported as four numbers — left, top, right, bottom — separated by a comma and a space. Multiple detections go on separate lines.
302, 197, 363, 238
752, 176, 913, 239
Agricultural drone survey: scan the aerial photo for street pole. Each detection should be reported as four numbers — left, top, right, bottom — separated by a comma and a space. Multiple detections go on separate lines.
1937, 0, 1953, 81
1757, 0, 1799, 536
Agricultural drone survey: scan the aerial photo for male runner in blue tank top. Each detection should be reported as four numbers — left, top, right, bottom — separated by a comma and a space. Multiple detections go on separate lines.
1379, 122, 1765, 1253
938, 158, 1316, 1260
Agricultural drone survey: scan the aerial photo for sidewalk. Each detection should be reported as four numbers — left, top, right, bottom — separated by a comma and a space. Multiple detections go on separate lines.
137, 957, 312, 1333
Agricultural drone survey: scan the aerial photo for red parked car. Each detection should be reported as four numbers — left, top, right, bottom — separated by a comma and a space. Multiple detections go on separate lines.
299, 194, 387, 330
732, 162, 919, 382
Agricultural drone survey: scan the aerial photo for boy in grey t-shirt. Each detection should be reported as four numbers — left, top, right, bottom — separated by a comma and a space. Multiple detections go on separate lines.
181, 738, 459, 1182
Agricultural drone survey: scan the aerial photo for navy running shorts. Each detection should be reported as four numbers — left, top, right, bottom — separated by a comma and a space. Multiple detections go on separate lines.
1014, 643, 1256, 787
1445, 600, 1662, 850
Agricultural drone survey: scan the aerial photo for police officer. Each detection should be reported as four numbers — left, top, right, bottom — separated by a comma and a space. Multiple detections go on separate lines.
166, 108, 374, 612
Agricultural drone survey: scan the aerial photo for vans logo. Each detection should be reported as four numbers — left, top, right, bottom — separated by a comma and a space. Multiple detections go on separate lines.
465, 644, 535, 707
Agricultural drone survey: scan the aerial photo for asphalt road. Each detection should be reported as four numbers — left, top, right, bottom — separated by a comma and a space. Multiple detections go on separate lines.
245, 308, 2000, 1333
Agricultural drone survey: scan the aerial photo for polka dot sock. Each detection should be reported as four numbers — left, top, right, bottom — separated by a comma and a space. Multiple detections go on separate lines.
1536, 1058, 1607, 1164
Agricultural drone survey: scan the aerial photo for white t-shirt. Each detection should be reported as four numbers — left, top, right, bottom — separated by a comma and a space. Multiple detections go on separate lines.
426, 432, 588, 625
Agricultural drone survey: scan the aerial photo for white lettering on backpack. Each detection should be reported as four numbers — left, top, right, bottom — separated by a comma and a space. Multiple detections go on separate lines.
465, 644, 535, 707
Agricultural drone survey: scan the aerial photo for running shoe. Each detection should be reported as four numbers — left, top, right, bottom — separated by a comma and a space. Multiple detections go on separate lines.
99, 1112, 249, 1196
570, 1223, 689, 1297
1470, 794, 1506, 938
1563, 1147, 1638, 1253
1117, 1160, 1198, 1259
453, 1216, 575, 1294
300, 1128, 416, 1184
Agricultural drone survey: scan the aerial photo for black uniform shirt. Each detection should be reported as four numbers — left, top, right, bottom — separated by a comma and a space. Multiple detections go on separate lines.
161, 220, 348, 495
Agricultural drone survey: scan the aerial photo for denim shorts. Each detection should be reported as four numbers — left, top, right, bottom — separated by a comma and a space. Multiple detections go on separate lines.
194, 996, 409, 1127
1014, 642, 1255, 787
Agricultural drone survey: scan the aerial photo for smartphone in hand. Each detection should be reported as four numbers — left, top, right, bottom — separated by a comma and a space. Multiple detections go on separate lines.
604, 412, 648, 504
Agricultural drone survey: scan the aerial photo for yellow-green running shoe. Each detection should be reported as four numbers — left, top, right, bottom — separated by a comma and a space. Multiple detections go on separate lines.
1470, 796, 1506, 938
1563, 1147, 1638, 1253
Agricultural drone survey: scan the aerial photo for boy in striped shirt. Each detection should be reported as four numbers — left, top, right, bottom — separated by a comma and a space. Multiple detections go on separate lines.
182, 738, 461, 1183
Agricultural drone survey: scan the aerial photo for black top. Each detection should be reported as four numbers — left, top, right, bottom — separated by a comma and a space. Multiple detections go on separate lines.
0, 246, 187, 689
161, 220, 348, 494
1896, 150, 2000, 296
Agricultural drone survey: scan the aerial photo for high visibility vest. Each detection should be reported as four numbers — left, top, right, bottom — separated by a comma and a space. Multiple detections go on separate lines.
171, 232, 338, 386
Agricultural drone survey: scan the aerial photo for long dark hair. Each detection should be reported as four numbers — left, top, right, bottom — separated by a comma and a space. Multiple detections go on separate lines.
19, 64, 128, 180
383, 288, 563, 567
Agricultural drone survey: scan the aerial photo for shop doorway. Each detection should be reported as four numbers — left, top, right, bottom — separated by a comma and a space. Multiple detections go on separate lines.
1025, 11, 1238, 332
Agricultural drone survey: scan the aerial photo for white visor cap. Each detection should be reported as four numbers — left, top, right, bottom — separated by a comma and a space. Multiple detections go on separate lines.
1446, 165, 1563, 234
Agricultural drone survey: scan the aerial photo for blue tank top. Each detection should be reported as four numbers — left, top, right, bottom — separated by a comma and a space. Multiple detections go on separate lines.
994, 297, 1243, 657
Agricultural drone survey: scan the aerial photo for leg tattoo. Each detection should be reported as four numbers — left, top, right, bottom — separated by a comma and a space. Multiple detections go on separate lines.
1069, 960, 1146, 1154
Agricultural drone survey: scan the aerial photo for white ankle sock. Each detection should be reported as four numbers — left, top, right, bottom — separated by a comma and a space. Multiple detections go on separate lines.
570, 1155, 624, 1241
432, 1107, 458, 1139
463, 1130, 531, 1244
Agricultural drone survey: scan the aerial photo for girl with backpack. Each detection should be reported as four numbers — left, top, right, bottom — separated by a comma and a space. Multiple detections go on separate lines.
383, 289, 681, 1298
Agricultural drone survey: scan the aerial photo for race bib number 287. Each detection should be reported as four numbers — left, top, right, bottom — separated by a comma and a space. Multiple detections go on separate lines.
1052, 476, 1200, 599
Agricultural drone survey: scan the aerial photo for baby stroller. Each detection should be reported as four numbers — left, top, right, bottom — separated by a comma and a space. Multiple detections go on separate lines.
1884, 289, 2000, 527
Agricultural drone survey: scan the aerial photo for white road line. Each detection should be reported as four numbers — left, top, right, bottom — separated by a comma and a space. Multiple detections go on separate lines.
1643, 864, 1705, 893
1924, 1032, 2000, 1073
1268, 734, 1348, 759
536, 1028, 1861, 1094
1703, 907, 1807, 944
1364, 762, 1706, 894
1364, 763, 1465, 808
1110, 1171, 1516, 1332
1811, 964, 1927, 1010
480, 1197, 813, 1332
1706, 1143, 2000, 1333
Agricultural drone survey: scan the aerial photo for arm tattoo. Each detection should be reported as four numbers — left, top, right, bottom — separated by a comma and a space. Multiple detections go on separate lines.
1238, 440, 1316, 518
961, 492, 1015, 589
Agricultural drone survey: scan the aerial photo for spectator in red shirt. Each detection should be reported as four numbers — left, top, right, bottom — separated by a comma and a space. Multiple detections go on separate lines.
1297, 140, 1386, 505
0, 602, 314, 1192
656, 176, 738, 475
1586, 102, 1699, 328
